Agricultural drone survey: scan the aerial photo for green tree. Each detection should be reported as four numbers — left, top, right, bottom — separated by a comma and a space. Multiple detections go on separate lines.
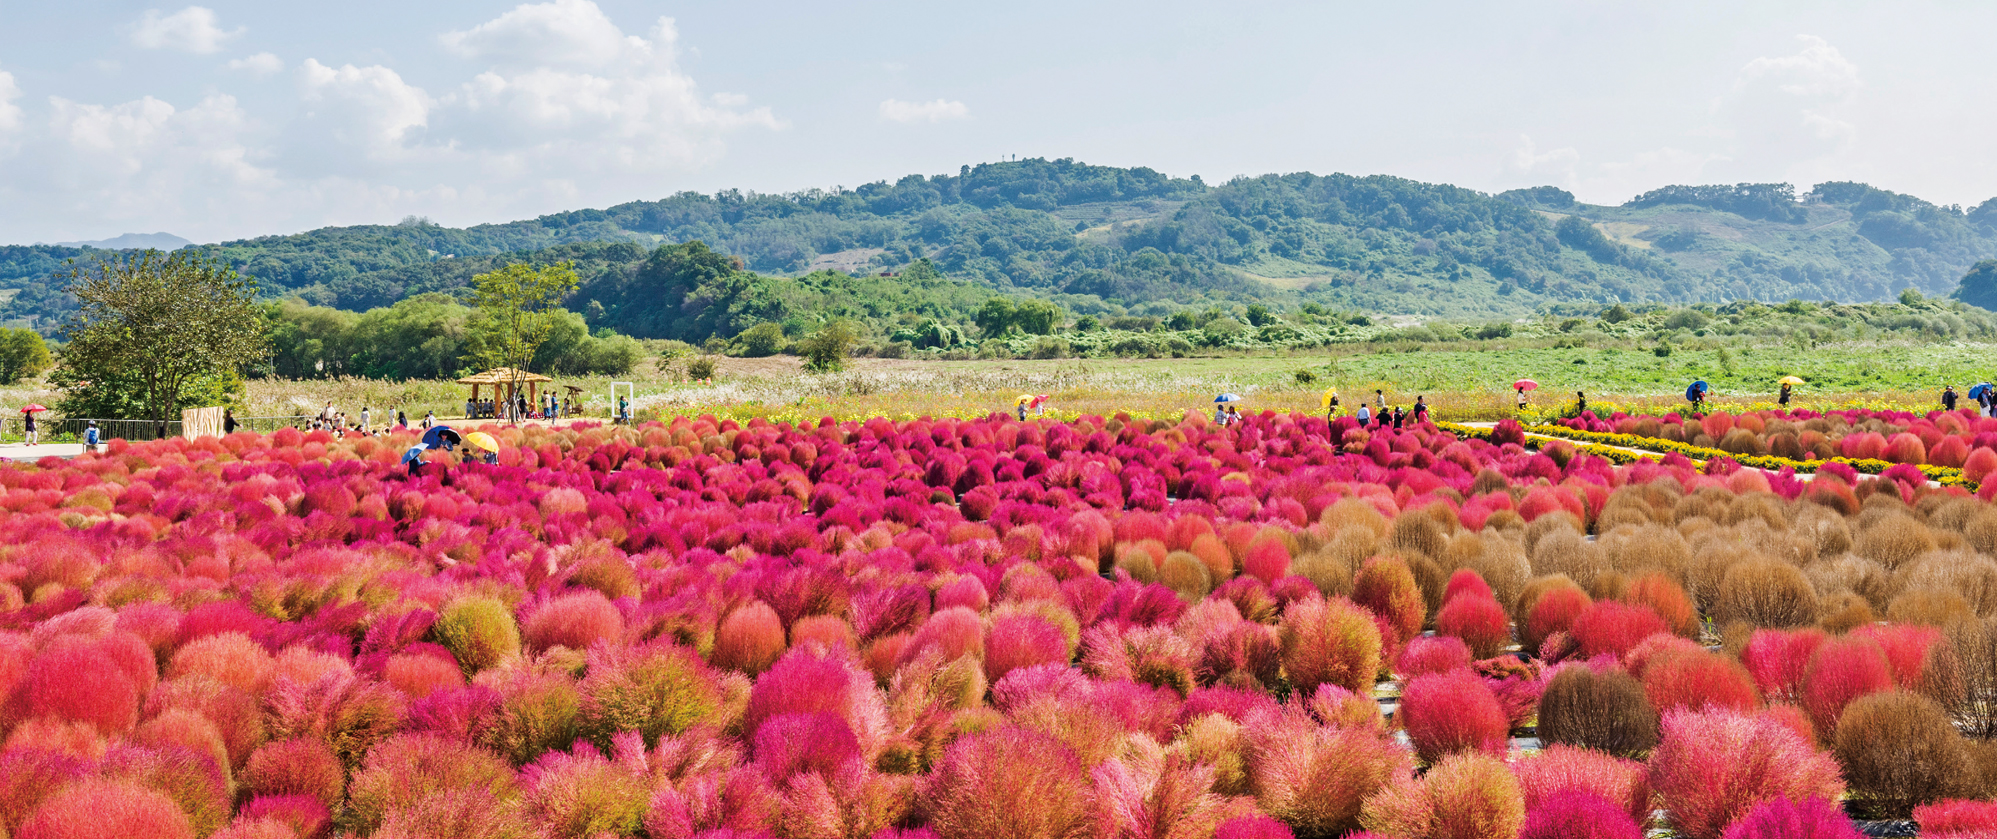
0, 328, 52, 384
799, 321, 858, 372
1245, 304, 1275, 326
975, 298, 1017, 336
468, 261, 581, 401
58, 250, 268, 423
1012, 299, 1062, 335
736, 322, 787, 357
1955, 260, 1997, 311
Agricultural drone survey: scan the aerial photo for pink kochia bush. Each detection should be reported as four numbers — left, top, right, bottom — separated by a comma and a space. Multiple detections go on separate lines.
1717, 797, 1862, 839
0, 409, 1942, 838
1649, 708, 1847, 839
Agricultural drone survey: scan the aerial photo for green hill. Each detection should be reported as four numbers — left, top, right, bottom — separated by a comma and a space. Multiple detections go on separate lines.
3, 159, 1994, 336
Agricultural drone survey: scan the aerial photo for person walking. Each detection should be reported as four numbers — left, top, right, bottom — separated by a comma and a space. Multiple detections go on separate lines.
396, 410, 408, 429
1355, 404, 1371, 425
618, 396, 630, 424
1212, 402, 1227, 424
1226, 405, 1241, 426
1778, 383, 1793, 407
83, 420, 100, 454
423, 411, 436, 429
1574, 391, 1587, 416
1516, 386, 1529, 412
223, 409, 237, 435
1944, 385, 1959, 411
22, 410, 36, 446
1412, 396, 1429, 424
360, 407, 370, 431
1374, 390, 1386, 411
1391, 407, 1405, 429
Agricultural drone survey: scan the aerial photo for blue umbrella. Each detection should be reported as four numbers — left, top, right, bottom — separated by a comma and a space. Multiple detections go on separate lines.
1685, 381, 1709, 401
421, 426, 461, 450
1971, 383, 1993, 401
1214, 393, 1243, 403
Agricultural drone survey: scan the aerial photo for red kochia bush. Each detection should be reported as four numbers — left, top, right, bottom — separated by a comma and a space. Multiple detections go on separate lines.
1442, 569, 1494, 606
1800, 635, 1893, 736
920, 726, 1097, 839
1214, 815, 1295, 839
1352, 556, 1424, 644
23, 637, 142, 735
984, 612, 1071, 685
1716, 796, 1862, 839
1916, 799, 1997, 838
1519, 790, 1644, 839
1435, 594, 1510, 659
1742, 628, 1830, 704
243, 737, 346, 806
16, 779, 195, 839
1523, 585, 1591, 653
1398, 670, 1509, 764
711, 601, 786, 675
1276, 595, 1382, 694
522, 590, 625, 654
1512, 744, 1651, 825
1649, 708, 1846, 839
1642, 652, 1761, 713
1396, 635, 1474, 677
1569, 601, 1670, 660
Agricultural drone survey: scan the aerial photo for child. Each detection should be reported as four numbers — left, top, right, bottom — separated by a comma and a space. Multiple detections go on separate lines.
83, 420, 100, 454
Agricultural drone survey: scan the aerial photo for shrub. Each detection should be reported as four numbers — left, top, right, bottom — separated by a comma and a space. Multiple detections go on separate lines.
1399, 670, 1509, 764
1713, 558, 1819, 629
1519, 790, 1644, 839
521, 742, 650, 839
1916, 799, 1997, 838
1214, 815, 1295, 839
1396, 635, 1473, 678
14, 780, 195, 839
522, 590, 625, 654
1650, 708, 1846, 839
373, 787, 534, 839
1522, 583, 1590, 653
1442, 568, 1494, 606
1832, 691, 1977, 817
983, 612, 1072, 685
1435, 594, 1510, 659
1716, 796, 1862, 839
99, 746, 231, 837
712, 601, 787, 674
1570, 600, 1669, 660
1513, 744, 1651, 825
434, 597, 522, 675
1624, 572, 1698, 638
167, 632, 273, 695
1801, 635, 1893, 736
1643, 652, 1761, 713
578, 639, 721, 749
921, 726, 1098, 839
1249, 716, 1411, 836
1276, 595, 1382, 695
1412, 752, 1526, 839
345, 733, 519, 832
1536, 666, 1659, 757
24, 638, 142, 735
1352, 557, 1424, 643
1741, 628, 1829, 704
243, 737, 345, 807
478, 670, 583, 765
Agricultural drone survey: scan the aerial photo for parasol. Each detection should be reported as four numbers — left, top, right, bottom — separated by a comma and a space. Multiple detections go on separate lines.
1686, 381, 1710, 400
1320, 388, 1338, 410
1016, 394, 1036, 406
1513, 379, 1538, 391
465, 432, 499, 453
1971, 383, 1993, 401
1778, 376, 1805, 386
421, 426, 462, 450
19, 404, 45, 413
1214, 393, 1243, 403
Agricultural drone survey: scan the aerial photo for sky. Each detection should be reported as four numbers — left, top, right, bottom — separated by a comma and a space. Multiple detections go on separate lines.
1, 0, 1994, 245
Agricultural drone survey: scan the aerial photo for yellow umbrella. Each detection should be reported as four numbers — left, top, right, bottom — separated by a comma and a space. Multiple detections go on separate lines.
1778, 376, 1805, 386
1319, 388, 1339, 410
1016, 394, 1036, 406
465, 431, 500, 453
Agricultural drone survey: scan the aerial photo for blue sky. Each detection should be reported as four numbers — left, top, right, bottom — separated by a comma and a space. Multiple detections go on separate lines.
2, 0, 1994, 244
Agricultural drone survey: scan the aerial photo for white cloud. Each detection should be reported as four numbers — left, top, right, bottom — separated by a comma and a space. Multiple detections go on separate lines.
1506, 135, 1579, 186
0, 71, 22, 135
227, 52, 284, 76
299, 60, 433, 157
129, 6, 244, 54
441, 0, 645, 69
1710, 35, 1860, 182
879, 98, 969, 123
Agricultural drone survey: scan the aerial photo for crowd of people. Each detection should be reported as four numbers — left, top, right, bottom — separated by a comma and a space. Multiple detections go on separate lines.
466, 392, 585, 421
1316, 388, 1430, 429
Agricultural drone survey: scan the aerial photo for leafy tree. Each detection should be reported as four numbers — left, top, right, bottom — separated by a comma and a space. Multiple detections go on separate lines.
1245, 304, 1275, 326
58, 250, 267, 423
799, 321, 858, 372
1954, 260, 1997, 311
975, 298, 1017, 336
467, 261, 581, 398
1600, 304, 1633, 323
736, 322, 787, 357
1012, 300, 1062, 335
1073, 315, 1100, 332
0, 328, 52, 384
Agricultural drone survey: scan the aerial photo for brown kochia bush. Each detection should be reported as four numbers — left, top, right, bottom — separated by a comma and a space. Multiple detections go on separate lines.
1855, 514, 1937, 570
1833, 691, 1980, 818
1887, 587, 1976, 628
1389, 512, 1448, 562
1711, 558, 1819, 629
1947, 618, 1997, 738
1536, 666, 1659, 758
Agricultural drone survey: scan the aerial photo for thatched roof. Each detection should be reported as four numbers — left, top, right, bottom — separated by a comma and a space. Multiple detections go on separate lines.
456, 367, 553, 385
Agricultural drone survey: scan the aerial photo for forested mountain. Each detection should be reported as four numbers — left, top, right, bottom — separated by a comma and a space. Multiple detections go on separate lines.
3, 158, 1995, 336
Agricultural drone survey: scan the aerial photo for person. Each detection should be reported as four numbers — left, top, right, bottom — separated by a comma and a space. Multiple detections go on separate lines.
1412, 396, 1429, 424
402, 442, 428, 477
1575, 391, 1587, 416
424, 411, 436, 429
1355, 404, 1371, 425
83, 420, 100, 454
396, 410, 408, 428
618, 396, 630, 424
1391, 407, 1405, 429
222, 409, 237, 435
1375, 390, 1385, 411
1689, 386, 1706, 414
360, 407, 370, 431
1213, 402, 1227, 424
1778, 383, 1792, 408
1944, 385, 1959, 411
1227, 405, 1241, 426
1516, 387, 1529, 412
22, 410, 36, 445
1326, 393, 1340, 419
321, 402, 335, 424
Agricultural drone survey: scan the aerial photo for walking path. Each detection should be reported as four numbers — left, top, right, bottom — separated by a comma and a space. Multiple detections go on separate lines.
0, 443, 85, 461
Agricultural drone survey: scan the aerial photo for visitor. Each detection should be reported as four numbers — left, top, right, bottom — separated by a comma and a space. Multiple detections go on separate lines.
424, 411, 436, 429
1375, 390, 1385, 411
360, 407, 370, 431
1213, 403, 1227, 424
1392, 407, 1405, 429
1574, 391, 1586, 416
396, 410, 408, 429
1516, 387, 1529, 412
1227, 405, 1241, 426
401, 442, 428, 478
22, 410, 36, 445
1355, 404, 1371, 425
1413, 395, 1429, 424
1778, 383, 1792, 407
1326, 392, 1339, 419
223, 409, 237, 435
1944, 385, 1958, 411
618, 396, 630, 424
465, 397, 475, 419
321, 402, 335, 424
83, 420, 100, 454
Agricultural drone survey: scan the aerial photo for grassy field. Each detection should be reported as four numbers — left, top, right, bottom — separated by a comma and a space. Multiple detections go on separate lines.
0, 339, 1978, 432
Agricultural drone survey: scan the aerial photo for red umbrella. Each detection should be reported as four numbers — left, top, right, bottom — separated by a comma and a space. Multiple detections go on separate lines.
19, 404, 45, 413
1513, 380, 1538, 391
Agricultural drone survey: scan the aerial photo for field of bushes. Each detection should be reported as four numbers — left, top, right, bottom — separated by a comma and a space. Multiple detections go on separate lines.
6, 409, 1997, 837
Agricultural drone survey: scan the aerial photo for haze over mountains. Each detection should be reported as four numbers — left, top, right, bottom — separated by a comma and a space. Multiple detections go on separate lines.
2, 158, 1994, 335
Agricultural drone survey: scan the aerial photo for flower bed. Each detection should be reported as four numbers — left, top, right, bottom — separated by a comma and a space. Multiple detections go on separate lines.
0, 414, 1989, 838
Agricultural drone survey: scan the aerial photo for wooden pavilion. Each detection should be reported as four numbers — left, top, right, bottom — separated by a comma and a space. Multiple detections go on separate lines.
457, 368, 553, 418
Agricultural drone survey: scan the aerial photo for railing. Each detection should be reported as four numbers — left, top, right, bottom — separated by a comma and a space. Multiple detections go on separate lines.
0, 416, 340, 443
